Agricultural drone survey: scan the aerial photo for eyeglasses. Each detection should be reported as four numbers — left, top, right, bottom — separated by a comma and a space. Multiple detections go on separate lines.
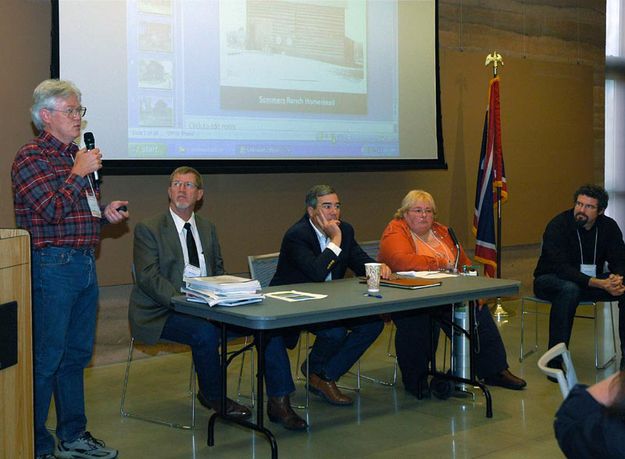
47, 106, 87, 118
575, 201, 598, 211
408, 208, 434, 216
171, 180, 198, 190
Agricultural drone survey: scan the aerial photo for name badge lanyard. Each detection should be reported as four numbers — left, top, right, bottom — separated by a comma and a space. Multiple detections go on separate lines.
71, 153, 101, 218
577, 226, 598, 272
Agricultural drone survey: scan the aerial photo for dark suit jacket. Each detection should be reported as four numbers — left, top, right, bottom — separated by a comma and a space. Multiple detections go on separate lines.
270, 214, 373, 286
128, 212, 224, 344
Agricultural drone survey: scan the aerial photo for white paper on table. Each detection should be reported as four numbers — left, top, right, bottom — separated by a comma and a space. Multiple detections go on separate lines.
265, 290, 327, 302
396, 271, 457, 279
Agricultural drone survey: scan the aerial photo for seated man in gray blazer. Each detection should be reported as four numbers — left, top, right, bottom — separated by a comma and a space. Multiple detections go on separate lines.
129, 166, 306, 430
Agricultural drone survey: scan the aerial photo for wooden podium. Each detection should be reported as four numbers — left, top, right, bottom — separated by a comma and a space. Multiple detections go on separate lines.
0, 229, 33, 458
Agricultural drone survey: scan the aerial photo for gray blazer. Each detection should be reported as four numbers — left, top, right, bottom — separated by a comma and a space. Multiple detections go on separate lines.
128, 212, 224, 344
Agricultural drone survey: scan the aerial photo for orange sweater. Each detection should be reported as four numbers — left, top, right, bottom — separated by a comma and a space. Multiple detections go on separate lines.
378, 218, 471, 272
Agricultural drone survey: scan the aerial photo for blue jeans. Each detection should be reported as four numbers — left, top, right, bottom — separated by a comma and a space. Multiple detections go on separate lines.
307, 317, 384, 381
534, 273, 625, 351
32, 247, 98, 455
161, 313, 295, 399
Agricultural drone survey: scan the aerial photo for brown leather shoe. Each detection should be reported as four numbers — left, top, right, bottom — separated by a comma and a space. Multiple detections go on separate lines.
483, 369, 527, 391
308, 373, 353, 405
267, 395, 308, 431
197, 391, 252, 419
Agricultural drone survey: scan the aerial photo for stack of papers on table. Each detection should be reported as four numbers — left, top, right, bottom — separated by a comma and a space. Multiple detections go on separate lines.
182, 275, 264, 307
396, 271, 457, 279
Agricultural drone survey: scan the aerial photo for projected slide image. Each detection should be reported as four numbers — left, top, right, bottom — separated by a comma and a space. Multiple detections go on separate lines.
138, 21, 173, 52
61, 0, 441, 164
139, 96, 174, 127
138, 0, 172, 15
219, 0, 367, 114
139, 59, 174, 89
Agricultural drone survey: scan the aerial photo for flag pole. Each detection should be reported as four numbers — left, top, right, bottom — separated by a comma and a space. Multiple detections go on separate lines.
485, 51, 509, 319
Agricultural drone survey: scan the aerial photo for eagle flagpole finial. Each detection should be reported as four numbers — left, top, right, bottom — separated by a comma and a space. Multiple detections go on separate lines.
485, 52, 504, 76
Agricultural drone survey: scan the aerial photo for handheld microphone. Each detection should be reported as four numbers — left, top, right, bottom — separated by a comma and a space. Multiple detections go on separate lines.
83, 132, 98, 181
447, 227, 461, 273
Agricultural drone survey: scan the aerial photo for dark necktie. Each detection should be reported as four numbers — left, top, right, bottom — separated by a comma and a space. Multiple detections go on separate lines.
184, 222, 200, 267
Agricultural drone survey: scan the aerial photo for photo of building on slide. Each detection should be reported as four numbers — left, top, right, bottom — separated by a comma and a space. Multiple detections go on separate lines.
219, 0, 367, 114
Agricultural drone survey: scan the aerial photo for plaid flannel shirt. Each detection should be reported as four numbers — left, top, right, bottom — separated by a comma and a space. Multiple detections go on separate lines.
11, 131, 104, 249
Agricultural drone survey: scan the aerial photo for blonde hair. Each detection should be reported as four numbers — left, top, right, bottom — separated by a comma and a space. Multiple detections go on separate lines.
394, 190, 437, 219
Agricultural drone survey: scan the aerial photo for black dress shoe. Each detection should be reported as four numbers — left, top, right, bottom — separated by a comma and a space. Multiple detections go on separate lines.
483, 369, 527, 390
197, 391, 252, 419
405, 376, 431, 400
267, 395, 308, 431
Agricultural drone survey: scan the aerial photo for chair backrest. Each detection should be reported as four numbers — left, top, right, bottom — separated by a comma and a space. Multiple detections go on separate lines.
247, 252, 280, 288
360, 240, 380, 261
537, 342, 578, 398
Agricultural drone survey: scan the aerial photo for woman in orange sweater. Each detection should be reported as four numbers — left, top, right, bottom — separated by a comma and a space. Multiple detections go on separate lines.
378, 190, 526, 397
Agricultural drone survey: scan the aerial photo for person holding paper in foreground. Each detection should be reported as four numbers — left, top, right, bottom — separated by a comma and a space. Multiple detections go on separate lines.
271, 184, 391, 406
378, 190, 526, 397
129, 167, 306, 430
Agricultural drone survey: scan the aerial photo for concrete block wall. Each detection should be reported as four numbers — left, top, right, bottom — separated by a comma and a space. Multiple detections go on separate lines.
438, 0, 606, 183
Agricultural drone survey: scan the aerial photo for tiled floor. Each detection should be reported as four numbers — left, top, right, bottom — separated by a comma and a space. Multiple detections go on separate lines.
51, 300, 619, 458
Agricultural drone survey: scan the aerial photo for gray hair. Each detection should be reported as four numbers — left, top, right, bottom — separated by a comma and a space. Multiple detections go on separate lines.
31, 79, 82, 131
305, 184, 336, 209
169, 166, 203, 189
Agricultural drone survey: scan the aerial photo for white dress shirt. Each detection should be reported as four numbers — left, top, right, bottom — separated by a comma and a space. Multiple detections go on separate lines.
309, 218, 341, 281
170, 208, 207, 277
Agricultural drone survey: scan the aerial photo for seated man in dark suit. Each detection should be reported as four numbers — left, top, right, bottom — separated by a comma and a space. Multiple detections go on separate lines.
271, 184, 391, 405
129, 166, 306, 430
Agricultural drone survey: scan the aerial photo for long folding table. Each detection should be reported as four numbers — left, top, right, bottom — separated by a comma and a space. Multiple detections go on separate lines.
173, 275, 520, 458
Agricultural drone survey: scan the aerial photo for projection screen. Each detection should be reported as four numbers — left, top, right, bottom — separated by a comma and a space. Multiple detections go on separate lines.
53, 0, 445, 174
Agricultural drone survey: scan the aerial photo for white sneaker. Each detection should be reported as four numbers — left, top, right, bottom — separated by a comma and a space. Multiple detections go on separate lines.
55, 432, 118, 459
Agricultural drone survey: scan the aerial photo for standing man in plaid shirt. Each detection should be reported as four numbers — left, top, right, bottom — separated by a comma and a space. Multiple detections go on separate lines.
11, 80, 128, 459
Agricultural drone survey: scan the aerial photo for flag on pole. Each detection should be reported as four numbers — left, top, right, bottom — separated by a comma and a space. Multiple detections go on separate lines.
472, 77, 507, 277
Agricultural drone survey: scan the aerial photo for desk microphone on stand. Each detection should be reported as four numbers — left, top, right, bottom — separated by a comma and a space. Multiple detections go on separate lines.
448, 227, 461, 273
